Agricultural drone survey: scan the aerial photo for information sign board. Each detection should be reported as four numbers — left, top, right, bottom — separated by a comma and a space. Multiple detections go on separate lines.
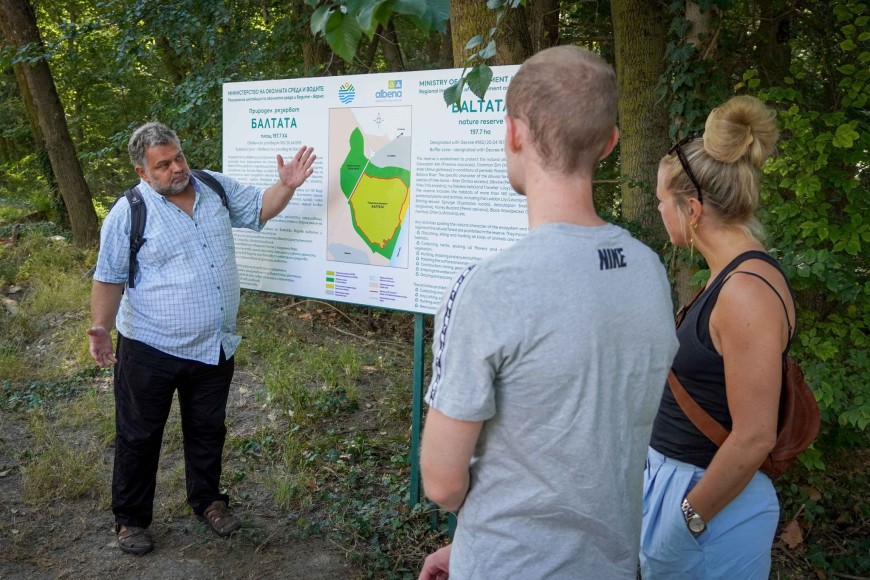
223, 65, 524, 314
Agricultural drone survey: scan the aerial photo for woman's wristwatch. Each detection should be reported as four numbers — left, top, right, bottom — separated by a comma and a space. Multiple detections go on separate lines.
681, 497, 707, 537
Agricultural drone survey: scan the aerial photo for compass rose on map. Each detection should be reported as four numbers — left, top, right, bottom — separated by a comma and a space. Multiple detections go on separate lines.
374, 113, 384, 128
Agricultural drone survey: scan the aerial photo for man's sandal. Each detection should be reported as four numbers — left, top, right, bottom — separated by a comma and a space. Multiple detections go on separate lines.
116, 525, 153, 555
197, 500, 241, 537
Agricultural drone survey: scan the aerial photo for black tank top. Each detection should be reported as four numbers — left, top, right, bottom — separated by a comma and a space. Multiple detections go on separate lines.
649, 251, 794, 468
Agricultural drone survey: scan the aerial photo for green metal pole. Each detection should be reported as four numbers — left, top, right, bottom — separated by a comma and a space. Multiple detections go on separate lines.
409, 313, 426, 507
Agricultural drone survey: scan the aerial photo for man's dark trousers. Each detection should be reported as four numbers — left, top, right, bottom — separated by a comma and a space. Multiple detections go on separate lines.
112, 334, 233, 528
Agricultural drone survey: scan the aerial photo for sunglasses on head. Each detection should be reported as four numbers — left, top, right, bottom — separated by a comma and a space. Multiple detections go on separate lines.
668, 130, 704, 204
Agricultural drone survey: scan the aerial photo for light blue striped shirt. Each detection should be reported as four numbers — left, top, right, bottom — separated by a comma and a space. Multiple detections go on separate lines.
94, 171, 265, 364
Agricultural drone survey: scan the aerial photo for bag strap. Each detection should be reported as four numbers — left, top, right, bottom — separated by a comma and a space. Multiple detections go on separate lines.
669, 267, 795, 449
723, 270, 794, 350
125, 186, 146, 289
191, 169, 228, 208
121, 170, 224, 290
674, 285, 705, 329
667, 370, 730, 446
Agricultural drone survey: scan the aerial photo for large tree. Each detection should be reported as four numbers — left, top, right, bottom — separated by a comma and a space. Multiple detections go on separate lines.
610, 0, 670, 248
0, 0, 98, 245
450, 0, 532, 67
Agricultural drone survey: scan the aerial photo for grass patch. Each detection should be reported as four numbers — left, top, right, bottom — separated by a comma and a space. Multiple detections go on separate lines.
267, 426, 440, 577
0, 345, 29, 380
0, 226, 96, 379
21, 441, 106, 504
156, 461, 190, 518
234, 292, 444, 575
57, 384, 116, 446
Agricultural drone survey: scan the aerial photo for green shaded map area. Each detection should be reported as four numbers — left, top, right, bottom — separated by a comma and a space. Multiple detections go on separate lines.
339, 127, 410, 259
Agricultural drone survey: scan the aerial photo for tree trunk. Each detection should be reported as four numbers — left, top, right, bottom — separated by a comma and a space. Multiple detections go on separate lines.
381, 19, 405, 72
440, 24, 453, 69
529, 0, 560, 53
673, 1, 721, 304
610, 0, 670, 249
364, 25, 381, 70
302, 35, 345, 76
450, 0, 531, 67
450, 0, 492, 66
289, 0, 344, 76
10, 61, 66, 228
156, 36, 187, 84
753, 0, 792, 87
498, 4, 532, 63
0, 0, 98, 245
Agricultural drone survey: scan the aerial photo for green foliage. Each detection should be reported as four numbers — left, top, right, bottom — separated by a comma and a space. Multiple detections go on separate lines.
777, 451, 870, 577
657, 0, 869, 460
272, 425, 440, 577
306, 0, 522, 107
308, 0, 449, 63
0, 374, 91, 411
755, 1, 870, 448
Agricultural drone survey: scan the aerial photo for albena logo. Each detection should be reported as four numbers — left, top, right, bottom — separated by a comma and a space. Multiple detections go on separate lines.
375, 79, 403, 99
338, 82, 355, 104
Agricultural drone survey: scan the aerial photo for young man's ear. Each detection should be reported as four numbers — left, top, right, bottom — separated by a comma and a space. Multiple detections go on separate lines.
504, 115, 520, 154
598, 126, 620, 161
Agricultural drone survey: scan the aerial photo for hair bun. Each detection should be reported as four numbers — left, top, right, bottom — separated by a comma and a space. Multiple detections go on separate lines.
702, 95, 778, 168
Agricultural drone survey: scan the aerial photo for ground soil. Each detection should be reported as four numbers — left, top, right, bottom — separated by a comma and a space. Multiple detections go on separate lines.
0, 370, 360, 580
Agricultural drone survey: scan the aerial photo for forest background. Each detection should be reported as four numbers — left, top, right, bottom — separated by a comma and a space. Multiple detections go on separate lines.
0, 0, 867, 578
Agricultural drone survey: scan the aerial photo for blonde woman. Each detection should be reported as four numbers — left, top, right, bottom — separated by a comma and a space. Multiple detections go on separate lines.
640, 96, 793, 579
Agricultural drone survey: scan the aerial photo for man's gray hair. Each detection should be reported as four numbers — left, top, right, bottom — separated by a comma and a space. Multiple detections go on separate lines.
128, 122, 181, 168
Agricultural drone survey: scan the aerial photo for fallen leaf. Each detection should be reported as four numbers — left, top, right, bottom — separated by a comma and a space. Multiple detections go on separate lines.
806, 486, 822, 502
779, 518, 804, 549
299, 312, 313, 320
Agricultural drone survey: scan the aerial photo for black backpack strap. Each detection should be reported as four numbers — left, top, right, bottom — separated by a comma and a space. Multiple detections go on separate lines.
119, 172, 223, 290
125, 186, 146, 289
191, 169, 227, 208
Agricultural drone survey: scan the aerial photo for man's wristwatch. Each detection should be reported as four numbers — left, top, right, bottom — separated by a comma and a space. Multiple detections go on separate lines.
681, 497, 707, 537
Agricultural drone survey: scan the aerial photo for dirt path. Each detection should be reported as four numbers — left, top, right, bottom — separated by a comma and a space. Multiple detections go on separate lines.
0, 372, 360, 579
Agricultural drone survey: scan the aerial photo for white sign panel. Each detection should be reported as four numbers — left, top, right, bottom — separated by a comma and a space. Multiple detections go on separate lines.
223, 65, 525, 314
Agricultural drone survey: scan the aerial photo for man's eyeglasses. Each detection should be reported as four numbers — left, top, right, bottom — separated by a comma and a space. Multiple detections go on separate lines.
668, 131, 704, 204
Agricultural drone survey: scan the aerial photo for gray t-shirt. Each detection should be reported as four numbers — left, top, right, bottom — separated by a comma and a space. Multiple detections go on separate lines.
426, 222, 679, 579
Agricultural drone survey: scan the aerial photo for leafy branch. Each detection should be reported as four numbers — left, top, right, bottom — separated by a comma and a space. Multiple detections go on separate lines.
306, 0, 449, 62
305, 0, 524, 107
442, 0, 525, 107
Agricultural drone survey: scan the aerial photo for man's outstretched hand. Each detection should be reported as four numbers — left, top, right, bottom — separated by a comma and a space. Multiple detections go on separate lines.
87, 325, 116, 368
276, 146, 316, 190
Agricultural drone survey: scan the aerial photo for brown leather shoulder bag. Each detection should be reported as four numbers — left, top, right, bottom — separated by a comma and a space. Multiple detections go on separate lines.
670, 273, 821, 479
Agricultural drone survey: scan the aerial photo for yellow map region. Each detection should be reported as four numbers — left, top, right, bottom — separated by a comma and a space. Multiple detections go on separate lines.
349, 175, 410, 249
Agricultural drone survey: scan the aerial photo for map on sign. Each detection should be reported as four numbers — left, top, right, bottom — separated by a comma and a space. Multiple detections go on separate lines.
326, 106, 412, 268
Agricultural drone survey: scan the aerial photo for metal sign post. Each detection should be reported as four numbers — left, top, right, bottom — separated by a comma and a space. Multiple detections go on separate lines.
409, 313, 426, 507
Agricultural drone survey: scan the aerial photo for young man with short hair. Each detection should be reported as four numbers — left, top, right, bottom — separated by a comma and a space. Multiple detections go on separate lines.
419, 46, 678, 579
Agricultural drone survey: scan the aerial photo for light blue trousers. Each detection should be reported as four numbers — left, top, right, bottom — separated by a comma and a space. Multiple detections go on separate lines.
640, 447, 779, 579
